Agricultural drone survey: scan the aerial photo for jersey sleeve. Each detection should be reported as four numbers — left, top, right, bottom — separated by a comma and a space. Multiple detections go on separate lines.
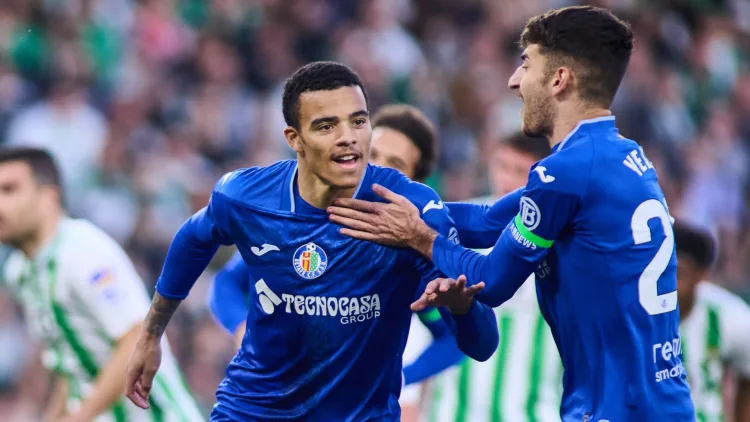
155, 175, 236, 300
721, 298, 750, 378
208, 251, 252, 334
430, 160, 582, 307
446, 188, 523, 249
402, 308, 465, 386
66, 238, 151, 340
399, 179, 499, 361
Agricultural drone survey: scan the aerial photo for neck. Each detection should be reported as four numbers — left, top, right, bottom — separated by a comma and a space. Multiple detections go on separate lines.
19, 211, 63, 259
548, 105, 612, 148
296, 164, 359, 209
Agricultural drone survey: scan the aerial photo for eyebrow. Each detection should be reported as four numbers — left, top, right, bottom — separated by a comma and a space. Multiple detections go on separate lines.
309, 110, 369, 128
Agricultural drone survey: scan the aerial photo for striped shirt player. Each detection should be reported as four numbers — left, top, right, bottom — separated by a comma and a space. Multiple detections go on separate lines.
1, 218, 203, 422
680, 281, 750, 421
414, 195, 562, 422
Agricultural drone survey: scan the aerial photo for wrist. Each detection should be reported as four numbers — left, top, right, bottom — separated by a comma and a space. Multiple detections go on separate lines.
448, 299, 474, 315
407, 224, 438, 258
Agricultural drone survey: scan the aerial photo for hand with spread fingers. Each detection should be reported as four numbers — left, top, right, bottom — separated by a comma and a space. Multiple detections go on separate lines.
327, 183, 436, 249
411, 275, 485, 315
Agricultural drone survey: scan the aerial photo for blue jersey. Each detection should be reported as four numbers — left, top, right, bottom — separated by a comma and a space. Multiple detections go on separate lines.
208, 252, 465, 386
155, 160, 498, 421
430, 117, 695, 421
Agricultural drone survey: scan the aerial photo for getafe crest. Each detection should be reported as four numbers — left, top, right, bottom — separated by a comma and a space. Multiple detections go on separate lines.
293, 242, 328, 279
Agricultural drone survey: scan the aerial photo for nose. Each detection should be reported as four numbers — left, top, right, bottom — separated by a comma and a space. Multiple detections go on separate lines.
336, 125, 358, 147
508, 67, 521, 90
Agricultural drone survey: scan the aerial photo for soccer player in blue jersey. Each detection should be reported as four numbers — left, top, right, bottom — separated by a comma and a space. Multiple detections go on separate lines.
328, 6, 696, 421
124, 61, 499, 421
205, 104, 464, 420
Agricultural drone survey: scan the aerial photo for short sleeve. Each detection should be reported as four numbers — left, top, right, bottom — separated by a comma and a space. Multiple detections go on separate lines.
66, 241, 150, 340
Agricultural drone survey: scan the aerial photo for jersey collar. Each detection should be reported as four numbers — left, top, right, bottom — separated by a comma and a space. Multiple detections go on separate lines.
554, 115, 616, 153
283, 161, 369, 213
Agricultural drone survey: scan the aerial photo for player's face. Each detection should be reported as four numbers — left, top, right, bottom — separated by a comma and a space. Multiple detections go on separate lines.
676, 253, 704, 308
287, 86, 371, 189
0, 161, 46, 245
509, 44, 556, 139
369, 127, 421, 180
489, 145, 536, 196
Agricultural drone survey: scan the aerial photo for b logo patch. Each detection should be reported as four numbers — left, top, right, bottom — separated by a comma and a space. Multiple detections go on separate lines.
519, 197, 541, 231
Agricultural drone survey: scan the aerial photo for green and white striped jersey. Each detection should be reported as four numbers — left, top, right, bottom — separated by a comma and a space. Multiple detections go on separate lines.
680, 281, 750, 422
1, 218, 204, 422
417, 195, 563, 422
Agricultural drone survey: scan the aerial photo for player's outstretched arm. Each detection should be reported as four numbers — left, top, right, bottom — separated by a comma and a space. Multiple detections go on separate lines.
126, 201, 231, 409
402, 309, 466, 385
445, 187, 524, 249
208, 251, 252, 335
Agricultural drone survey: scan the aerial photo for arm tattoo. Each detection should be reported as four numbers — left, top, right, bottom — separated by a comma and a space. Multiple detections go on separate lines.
144, 292, 181, 337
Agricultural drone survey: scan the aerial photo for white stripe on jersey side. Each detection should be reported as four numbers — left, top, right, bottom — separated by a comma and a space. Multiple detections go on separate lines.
557, 115, 616, 151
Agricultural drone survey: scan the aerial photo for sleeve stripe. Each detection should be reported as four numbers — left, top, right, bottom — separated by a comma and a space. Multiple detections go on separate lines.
418, 308, 442, 324
513, 215, 554, 248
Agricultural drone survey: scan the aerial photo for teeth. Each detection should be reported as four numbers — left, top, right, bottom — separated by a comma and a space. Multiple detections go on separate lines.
339, 155, 355, 161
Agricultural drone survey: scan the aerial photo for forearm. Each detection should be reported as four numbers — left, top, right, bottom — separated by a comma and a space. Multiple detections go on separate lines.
156, 209, 222, 300
143, 292, 181, 339
446, 188, 523, 249
438, 302, 498, 362
735, 378, 750, 422
429, 232, 538, 308
74, 325, 141, 420
43, 377, 68, 421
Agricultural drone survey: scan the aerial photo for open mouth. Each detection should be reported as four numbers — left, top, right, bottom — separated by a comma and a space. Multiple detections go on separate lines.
332, 154, 361, 170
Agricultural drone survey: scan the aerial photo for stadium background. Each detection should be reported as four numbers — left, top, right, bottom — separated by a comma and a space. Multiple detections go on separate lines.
0, 0, 748, 418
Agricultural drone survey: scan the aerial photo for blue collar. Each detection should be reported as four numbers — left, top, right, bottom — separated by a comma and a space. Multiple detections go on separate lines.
553, 116, 616, 153
283, 161, 369, 213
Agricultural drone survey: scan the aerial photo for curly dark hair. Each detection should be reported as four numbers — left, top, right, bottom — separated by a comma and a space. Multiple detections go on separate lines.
282, 61, 369, 130
372, 104, 437, 182
520, 6, 633, 108
674, 222, 717, 270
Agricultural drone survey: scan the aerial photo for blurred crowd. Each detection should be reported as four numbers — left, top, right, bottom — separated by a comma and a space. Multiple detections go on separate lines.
0, 0, 749, 418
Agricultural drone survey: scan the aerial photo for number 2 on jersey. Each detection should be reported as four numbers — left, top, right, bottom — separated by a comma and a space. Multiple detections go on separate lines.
631, 199, 677, 315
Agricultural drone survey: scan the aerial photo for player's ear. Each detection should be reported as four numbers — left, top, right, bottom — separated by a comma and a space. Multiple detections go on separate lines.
550, 67, 572, 98
284, 126, 305, 155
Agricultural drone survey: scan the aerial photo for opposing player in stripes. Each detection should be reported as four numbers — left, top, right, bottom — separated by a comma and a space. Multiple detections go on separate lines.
405, 132, 563, 422
674, 222, 750, 422
0, 147, 203, 422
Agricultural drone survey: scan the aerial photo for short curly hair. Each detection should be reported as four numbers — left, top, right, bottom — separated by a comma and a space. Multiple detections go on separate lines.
372, 104, 437, 182
282, 61, 369, 130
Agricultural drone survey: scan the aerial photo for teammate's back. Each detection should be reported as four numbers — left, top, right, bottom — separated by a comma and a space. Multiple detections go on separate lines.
531, 118, 693, 420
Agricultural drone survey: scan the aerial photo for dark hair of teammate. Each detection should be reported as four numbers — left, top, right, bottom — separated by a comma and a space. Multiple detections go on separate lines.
519, 6, 634, 107
501, 132, 551, 161
282, 61, 369, 130
372, 104, 437, 182
674, 222, 717, 271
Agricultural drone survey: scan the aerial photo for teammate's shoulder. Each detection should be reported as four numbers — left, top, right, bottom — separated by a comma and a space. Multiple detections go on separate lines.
527, 150, 589, 196
368, 164, 442, 211
696, 281, 750, 315
212, 160, 296, 207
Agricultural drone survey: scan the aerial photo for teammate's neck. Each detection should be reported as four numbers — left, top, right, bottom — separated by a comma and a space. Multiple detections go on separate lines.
296, 167, 358, 209
548, 106, 612, 148
19, 210, 63, 259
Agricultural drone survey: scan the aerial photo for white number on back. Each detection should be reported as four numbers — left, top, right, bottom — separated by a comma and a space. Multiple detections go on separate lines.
631, 199, 677, 315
